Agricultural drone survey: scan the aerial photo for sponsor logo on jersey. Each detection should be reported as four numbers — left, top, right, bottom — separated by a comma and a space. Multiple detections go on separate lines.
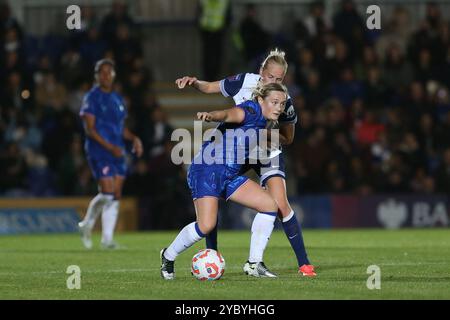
285, 105, 295, 117
102, 166, 110, 175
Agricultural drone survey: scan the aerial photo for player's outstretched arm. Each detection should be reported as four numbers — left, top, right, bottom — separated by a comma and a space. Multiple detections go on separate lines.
175, 76, 221, 94
197, 107, 245, 123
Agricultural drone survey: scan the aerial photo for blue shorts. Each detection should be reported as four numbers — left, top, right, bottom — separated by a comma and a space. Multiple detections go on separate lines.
187, 164, 249, 201
240, 153, 286, 187
87, 157, 127, 180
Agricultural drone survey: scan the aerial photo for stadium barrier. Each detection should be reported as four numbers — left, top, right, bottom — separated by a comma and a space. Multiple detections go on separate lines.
0, 197, 138, 235
225, 194, 450, 229
2, 194, 448, 234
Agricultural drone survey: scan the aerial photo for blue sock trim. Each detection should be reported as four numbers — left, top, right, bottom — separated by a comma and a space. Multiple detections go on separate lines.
195, 223, 206, 238
259, 211, 277, 217
101, 192, 114, 196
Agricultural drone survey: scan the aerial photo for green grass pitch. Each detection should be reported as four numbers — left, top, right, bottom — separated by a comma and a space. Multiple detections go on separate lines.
1, 229, 449, 300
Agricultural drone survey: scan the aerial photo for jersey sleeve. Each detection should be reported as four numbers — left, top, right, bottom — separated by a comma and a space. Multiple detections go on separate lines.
278, 98, 297, 124
219, 73, 246, 97
236, 101, 259, 125
79, 93, 98, 117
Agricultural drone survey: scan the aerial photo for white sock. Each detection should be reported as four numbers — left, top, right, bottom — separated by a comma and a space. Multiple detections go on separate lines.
164, 222, 205, 261
81, 193, 114, 229
248, 212, 276, 263
101, 200, 119, 244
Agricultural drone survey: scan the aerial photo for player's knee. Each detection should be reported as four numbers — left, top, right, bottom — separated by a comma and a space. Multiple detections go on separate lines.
197, 220, 216, 235
259, 197, 278, 214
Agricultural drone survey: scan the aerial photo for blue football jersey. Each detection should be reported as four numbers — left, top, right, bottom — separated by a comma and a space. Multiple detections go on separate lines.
192, 100, 267, 174
79, 86, 127, 159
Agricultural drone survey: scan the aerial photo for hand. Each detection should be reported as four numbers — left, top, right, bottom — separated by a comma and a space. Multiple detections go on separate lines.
109, 145, 124, 158
175, 76, 198, 89
197, 112, 213, 122
132, 137, 143, 158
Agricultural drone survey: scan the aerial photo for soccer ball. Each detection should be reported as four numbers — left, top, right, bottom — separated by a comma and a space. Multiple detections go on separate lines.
191, 249, 225, 281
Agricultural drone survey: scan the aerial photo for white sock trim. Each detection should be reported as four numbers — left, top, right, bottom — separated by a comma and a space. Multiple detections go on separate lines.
165, 222, 203, 261
282, 210, 295, 223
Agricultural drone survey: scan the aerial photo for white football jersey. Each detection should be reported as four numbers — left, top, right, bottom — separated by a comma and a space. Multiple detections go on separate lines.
219, 72, 297, 124
219, 72, 297, 159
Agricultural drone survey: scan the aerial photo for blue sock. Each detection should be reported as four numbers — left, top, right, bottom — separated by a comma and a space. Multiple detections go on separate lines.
205, 223, 218, 250
282, 212, 310, 266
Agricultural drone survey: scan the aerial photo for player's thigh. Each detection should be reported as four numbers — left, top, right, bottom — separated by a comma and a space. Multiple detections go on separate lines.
98, 177, 114, 194
113, 175, 126, 199
87, 157, 115, 193
265, 177, 292, 217
228, 179, 277, 213
194, 197, 219, 234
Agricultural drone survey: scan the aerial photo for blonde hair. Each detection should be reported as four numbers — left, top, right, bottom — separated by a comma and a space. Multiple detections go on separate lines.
260, 48, 288, 73
252, 82, 288, 101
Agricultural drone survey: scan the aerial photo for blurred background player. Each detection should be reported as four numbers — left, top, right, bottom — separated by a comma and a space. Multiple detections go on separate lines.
160, 83, 288, 279
175, 48, 316, 277
78, 59, 143, 249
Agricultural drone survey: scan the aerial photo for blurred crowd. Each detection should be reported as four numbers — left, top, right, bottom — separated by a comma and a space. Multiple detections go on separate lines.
247, 0, 450, 195
0, 1, 179, 199
1, 0, 450, 200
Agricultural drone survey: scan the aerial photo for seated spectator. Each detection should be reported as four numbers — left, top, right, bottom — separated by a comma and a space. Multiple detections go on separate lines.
330, 68, 364, 107
100, 0, 135, 45
355, 111, 385, 146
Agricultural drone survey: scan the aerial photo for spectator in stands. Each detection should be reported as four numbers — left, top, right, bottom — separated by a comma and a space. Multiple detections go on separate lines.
198, 0, 231, 80
304, 1, 330, 38
79, 26, 108, 69
141, 106, 173, 160
330, 68, 364, 108
332, 0, 366, 60
57, 134, 86, 195
383, 43, 414, 97
237, 5, 268, 61
0, 2, 23, 40
355, 110, 385, 147
0, 142, 28, 195
1, 0, 450, 201
375, 6, 413, 58
112, 24, 143, 76
100, 0, 135, 45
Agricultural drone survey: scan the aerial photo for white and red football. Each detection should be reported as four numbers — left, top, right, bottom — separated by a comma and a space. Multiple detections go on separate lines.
191, 249, 225, 281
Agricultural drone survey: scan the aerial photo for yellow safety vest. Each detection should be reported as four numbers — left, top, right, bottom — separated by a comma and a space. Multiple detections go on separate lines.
200, 0, 229, 32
